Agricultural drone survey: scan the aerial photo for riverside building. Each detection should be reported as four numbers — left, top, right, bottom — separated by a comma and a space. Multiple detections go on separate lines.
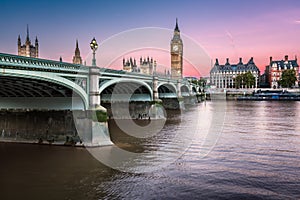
210, 57, 260, 88
265, 55, 299, 89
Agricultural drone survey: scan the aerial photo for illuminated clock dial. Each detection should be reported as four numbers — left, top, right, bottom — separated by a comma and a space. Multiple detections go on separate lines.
173, 45, 179, 51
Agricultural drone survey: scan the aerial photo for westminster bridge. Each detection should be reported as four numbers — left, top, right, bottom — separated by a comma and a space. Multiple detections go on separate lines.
0, 53, 200, 146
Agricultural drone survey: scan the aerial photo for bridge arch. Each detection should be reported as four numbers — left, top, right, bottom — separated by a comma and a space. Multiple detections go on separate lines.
0, 71, 88, 109
180, 85, 189, 92
99, 79, 153, 102
157, 83, 177, 98
180, 85, 190, 97
157, 82, 177, 92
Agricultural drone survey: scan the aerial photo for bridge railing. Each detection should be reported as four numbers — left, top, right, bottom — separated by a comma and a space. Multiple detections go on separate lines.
0, 53, 89, 72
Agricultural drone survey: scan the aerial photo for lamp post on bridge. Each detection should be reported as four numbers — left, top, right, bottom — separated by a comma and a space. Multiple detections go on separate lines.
90, 37, 98, 67
88, 37, 101, 109
84, 37, 112, 146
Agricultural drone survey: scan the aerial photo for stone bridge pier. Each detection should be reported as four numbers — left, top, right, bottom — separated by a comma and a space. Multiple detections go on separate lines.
74, 66, 112, 147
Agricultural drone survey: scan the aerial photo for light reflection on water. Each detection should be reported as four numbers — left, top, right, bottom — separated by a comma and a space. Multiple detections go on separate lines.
1, 101, 300, 199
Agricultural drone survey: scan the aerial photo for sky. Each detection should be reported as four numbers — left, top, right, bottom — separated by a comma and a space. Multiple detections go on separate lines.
1, 0, 300, 77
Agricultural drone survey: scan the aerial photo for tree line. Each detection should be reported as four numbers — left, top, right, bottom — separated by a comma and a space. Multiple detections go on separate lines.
235, 71, 255, 89
235, 69, 297, 89
278, 69, 297, 88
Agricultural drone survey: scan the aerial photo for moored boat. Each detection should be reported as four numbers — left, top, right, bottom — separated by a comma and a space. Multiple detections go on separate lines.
237, 90, 300, 101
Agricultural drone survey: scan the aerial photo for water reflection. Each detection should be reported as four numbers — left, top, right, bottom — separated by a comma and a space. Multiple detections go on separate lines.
1, 101, 300, 199
87, 102, 226, 173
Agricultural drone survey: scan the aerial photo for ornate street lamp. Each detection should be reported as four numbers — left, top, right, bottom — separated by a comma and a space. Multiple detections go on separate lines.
90, 37, 98, 66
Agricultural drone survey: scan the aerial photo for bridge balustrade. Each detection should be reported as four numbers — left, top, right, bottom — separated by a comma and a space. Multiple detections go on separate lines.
0, 53, 89, 72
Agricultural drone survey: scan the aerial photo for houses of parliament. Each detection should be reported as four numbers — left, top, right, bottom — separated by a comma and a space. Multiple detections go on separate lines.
18, 25, 39, 58
18, 20, 184, 79
123, 19, 184, 79
17, 26, 83, 65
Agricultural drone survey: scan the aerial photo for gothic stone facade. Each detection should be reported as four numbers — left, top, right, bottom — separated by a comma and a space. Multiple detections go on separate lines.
170, 19, 183, 80
18, 26, 38, 58
72, 40, 82, 65
123, 57, 156, 75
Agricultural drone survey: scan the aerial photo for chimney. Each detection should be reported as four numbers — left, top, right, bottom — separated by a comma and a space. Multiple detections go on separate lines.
239, 57, 242, 64
215, 58, 219, 65
226, 58, 229, 65
270, 56, 272, 63
285, 55, 288, 61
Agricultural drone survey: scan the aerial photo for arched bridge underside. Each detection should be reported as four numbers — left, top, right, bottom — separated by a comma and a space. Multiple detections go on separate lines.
100, 82, 152, 102
0, 76, 85, 110
0, 76, 73, 97
181, 85, 190, 97
158, 84, 177, 98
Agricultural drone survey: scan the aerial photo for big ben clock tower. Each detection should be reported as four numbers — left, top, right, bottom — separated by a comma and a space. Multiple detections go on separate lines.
170, 18, 183, 79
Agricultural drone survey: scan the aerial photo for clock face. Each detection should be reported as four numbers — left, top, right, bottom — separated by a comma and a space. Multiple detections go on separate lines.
173, 45, 179, 51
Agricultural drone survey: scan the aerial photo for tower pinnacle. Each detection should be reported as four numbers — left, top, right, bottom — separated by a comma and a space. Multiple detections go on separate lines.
73, 39, 82, 64
26, 24, 30, 42
18, 35, 21, 44
175, 18, 180, 32
18, 25, 38, 58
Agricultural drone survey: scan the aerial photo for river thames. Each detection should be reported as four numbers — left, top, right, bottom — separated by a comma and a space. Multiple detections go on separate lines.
1, 101, 300, 199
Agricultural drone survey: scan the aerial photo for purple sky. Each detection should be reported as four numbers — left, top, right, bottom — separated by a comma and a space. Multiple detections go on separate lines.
1, 0, 300, 77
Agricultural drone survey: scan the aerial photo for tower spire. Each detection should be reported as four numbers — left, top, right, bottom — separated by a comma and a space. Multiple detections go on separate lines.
73, 39, 82, 64
18, 35, 21, 44
17, 35, 21, 55
175, 18, 180, 32
26, 24, 30, 42
75, 39, 80, 55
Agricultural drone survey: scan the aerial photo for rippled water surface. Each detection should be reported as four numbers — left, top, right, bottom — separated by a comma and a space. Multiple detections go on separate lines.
1, 101, 300, 199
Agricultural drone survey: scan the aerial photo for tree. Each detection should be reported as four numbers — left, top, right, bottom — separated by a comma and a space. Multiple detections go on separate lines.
243, 71, 255, 88
235, 74, 242, 89
191, 78, 206, 87
278, 69, 297, 88
198, 78, 207, 88
235, 72, 255, 89
191, 79, 198, 85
